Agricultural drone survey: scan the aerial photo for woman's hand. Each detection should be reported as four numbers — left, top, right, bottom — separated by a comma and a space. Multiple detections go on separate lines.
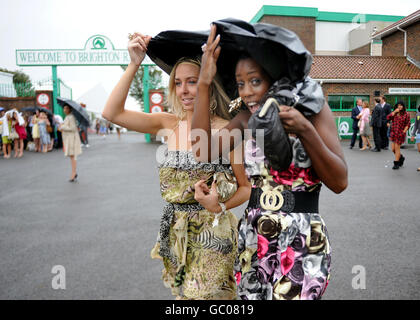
394, 106, 402, 115
128, 32, 151, 67
194, 179, 222, 213
278, 106, 311, 135
198, 24, 221, 86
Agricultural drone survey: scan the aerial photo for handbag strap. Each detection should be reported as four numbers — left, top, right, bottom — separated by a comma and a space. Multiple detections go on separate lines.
258, 97, 281, 117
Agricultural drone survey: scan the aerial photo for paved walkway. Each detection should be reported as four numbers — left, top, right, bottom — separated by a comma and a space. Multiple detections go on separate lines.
0, 132, 419, 299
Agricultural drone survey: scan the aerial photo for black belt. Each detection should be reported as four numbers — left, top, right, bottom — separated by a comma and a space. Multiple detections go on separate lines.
247, 187, 319, 213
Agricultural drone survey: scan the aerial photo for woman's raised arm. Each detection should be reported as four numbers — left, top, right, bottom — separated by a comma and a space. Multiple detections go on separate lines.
192, 25, 249, 162
102, 33, 174, 135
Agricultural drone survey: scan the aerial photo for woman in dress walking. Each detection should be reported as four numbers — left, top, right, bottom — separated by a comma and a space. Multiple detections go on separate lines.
387, 101, 410, 170
59, 105, 82, 182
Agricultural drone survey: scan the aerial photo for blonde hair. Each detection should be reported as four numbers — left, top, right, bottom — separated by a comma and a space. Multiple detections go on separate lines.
167, 57, 231, 121
362, 100, 369, 108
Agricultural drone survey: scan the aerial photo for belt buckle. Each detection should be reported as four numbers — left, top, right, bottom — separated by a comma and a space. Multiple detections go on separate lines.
260, 186, 284, 211
258, 164, 296, 213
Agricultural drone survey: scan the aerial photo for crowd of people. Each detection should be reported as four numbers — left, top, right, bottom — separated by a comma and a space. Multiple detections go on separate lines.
350, 96, 420, 170
0, 106, 91, 159
0, 107, 57, 158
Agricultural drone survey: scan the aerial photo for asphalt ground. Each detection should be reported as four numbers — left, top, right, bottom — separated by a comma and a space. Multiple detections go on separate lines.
0, 132, 419, 300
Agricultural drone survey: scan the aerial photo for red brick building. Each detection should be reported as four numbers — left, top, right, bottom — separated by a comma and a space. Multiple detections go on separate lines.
373, 10, 420, 61
310, 56, 420, 117
251, 6, 420, 139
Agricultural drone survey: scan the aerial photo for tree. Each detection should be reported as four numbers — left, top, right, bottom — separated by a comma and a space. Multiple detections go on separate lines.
12, 70, 32, 85
120, 65, 164, 111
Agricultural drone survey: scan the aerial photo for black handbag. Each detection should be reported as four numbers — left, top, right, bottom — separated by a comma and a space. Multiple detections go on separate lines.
248, 97, 292, 172
248, 77, 325, 172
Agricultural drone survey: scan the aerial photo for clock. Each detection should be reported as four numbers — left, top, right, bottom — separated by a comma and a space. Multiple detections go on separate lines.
37, 93, 50, 106
150, 92, 163, 105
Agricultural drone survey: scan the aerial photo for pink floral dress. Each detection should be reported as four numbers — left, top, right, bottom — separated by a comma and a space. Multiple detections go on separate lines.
235, 137, 331, 300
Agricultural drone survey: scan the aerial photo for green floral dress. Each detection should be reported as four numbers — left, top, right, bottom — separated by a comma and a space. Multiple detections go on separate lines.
151, 150, 238, 299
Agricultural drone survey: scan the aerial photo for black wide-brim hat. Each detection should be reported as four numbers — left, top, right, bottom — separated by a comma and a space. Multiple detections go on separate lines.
147, 18, 313, 100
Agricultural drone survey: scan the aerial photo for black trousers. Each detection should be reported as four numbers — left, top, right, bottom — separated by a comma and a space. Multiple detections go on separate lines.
372, 126, 382, 150
380, 125, 389, 148
351, 127, 363, 148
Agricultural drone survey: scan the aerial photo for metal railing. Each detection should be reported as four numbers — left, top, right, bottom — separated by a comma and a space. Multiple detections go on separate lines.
0, 78, 72, 100
58, 79, 72, 100
0, 83, 35, 97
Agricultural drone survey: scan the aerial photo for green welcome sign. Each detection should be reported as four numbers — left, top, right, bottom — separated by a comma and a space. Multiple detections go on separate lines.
16, 35, 134, 66
15, 34, 155, 142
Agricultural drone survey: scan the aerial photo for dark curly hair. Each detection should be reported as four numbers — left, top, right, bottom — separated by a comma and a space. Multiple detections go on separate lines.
394, 101, 406, 113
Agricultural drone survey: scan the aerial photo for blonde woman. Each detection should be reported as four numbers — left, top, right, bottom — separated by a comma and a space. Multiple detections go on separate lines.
357, 101, 372, 150
102, 33, 250, 299
31, 109, 41, 152
38, 111, 51, 153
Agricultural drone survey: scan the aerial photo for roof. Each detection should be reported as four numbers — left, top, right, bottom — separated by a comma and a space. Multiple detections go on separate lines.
250, 5, 404, 24
310, 56, 420, 81
372, 9, 420, 39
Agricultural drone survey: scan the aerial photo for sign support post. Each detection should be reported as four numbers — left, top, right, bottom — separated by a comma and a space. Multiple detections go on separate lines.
51, 65, 62, 118
143, 65, 151, 143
